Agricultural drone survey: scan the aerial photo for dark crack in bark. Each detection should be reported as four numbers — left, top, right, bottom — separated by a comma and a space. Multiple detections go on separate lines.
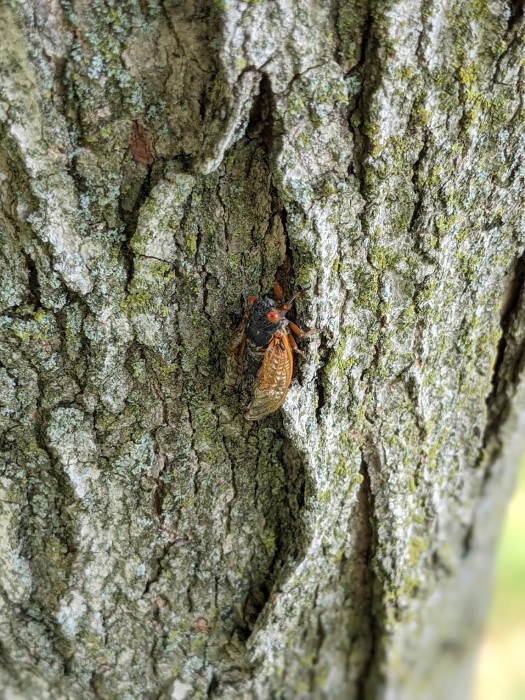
507, 0, 524, 32
354, 446, 381, 700
219, 69, 313, 650
480, 250, 525, 472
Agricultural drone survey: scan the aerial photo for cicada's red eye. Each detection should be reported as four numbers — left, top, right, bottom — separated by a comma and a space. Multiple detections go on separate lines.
248, 295, 256, 306
267, 310, 280, 323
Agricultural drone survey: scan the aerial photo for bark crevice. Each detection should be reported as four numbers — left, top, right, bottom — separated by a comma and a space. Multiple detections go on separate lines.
355, 447, 381, 700
481, 250, 525, 467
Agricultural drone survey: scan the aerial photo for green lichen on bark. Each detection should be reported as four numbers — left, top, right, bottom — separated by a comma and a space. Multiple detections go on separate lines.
1, 1, 525, 699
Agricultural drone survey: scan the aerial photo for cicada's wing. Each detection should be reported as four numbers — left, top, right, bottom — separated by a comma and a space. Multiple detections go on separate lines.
245, 332, 293, 421
224, 315, 247, 390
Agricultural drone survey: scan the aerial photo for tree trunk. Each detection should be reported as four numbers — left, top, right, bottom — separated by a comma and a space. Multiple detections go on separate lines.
1, 1, 524, 698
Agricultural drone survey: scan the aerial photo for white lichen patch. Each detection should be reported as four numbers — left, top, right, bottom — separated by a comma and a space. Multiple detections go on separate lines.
57, 590, 88, 638
82, 305, 133, 413
46, 407, 98, 499
0, 492, 33, 604
132, 174, 195, 261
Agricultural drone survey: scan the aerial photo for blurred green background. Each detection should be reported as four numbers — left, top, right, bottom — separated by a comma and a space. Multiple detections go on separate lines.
475, 460, 525, 700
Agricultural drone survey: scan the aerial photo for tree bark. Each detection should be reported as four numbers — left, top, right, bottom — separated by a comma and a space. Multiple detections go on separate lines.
1, 1, 524, 698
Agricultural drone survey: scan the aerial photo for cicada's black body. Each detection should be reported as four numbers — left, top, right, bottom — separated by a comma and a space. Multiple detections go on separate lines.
246, 296, 287, 348
244, 296, 289, 376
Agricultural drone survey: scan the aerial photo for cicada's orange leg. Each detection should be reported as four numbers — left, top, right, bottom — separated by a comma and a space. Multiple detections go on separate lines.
286, 330, 306, 357
277, 294, 301, 314
273, 281, 303, 313
289, 321, 319, 338
288, 321, 304, 337
273, 281, 285, 301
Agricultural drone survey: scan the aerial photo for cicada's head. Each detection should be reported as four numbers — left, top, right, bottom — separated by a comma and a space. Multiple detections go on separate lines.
246, 295, 291, 348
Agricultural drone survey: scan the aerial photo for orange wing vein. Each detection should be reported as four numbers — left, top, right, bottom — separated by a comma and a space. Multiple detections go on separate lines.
245, 331, 293, 421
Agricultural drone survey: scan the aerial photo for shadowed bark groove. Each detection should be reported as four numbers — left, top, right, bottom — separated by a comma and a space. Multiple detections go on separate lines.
354, 449, 380, 700
481, 251, 525, 466
1, 1, 525, 699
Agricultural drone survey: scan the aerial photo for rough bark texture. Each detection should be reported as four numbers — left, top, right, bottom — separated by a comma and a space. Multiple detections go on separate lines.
1, 1, 525, 698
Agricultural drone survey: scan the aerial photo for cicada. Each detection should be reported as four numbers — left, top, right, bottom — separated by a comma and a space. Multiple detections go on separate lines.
226, 282, 313, 421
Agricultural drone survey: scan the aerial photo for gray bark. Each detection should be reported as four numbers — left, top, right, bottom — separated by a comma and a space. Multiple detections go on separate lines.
1, 1, 524, 698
